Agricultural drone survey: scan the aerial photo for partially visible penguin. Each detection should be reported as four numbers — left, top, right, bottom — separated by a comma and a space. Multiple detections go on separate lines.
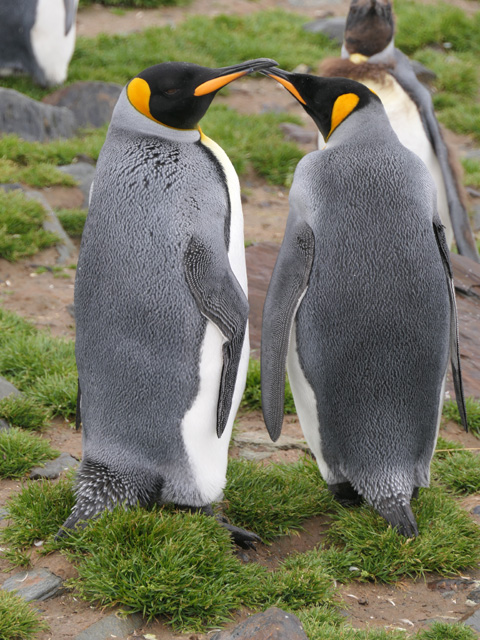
318, 0, 479, 261
260, 68, 468, 537
59, 58, 277, 544
0, 0, 78, 87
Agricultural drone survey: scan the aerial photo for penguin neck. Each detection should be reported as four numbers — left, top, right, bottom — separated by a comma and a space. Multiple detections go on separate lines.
341, 38, 396, 65
111, 88, 201, 143
325, 102, 392, 149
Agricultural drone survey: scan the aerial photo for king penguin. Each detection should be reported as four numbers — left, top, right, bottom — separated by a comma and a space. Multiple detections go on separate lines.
318, 0, 479, 262
260, 67, 468, 537
59, 58, 277, 545
0, 0, 78, 87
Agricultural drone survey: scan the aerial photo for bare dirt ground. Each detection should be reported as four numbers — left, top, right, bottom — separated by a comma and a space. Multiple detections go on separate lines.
1, 0, 480, 638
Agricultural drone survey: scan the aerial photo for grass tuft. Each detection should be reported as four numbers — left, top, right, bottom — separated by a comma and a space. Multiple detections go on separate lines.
443, 397, 480, 437
327, 487, 480, 582
0, 190, 59, 261
0, 589, 48, 639
416, 621, 479, 640
0, 427, 59, 479
1, 475, 75, 550
432, 437, 480, 494
224, 456, 334, 541
0, 394, 51, 430
55, 208, 88, 237
60, 506, 267, 631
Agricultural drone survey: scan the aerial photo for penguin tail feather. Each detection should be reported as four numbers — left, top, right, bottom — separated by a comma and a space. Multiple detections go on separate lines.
376, 497, 419, 538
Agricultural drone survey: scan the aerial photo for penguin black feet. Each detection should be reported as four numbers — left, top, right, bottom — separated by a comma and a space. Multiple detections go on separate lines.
328, 482, 363, 506
180, 504, 262, 549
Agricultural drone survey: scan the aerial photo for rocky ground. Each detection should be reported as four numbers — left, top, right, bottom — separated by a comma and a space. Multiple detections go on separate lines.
1, 0, 480, 638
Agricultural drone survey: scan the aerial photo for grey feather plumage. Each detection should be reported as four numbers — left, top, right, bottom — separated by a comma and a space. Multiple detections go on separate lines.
64, 90, 248, 530
262, 94, 466, 536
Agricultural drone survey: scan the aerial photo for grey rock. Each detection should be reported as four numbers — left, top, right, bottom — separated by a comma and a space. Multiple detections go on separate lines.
467, 588, 480, 604
234, 430, 309, 452
2, 568, 63, 602
0, 419, 11, 431
0, 376, 22, 401
473, 505, 480, 515
471, 202, 480, 233
0, 183, 23, 192
0, 88, 76, 142
462, 148, 480, 161
58, 162, 95, 207
303, 16, 346, 42
74, 612, 144, 640
30, 452, 79, 480
43, 81, 123, 129
463, 607, 480, 632
239, 450, 273, 462
279, 123, 317, 145
210, 607, 308, 640
23, 189, 76, 264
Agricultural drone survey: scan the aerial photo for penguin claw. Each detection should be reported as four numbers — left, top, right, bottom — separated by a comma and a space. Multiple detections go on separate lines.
218, 521, 262, 549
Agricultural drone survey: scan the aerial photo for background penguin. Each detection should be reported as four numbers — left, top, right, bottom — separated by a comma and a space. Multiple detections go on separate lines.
318, 0, 479, 262
0, 0, 78, 87
60, 58, 277, 544
260, 67, 468, 537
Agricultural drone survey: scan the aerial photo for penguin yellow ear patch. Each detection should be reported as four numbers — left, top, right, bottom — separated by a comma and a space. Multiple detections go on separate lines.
127, 77, 156, 122
328, 93, 360, 139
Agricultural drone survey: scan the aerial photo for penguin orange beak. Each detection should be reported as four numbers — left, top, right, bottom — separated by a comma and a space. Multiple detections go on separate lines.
260, 67, 307, 105
194, 58, 278, 96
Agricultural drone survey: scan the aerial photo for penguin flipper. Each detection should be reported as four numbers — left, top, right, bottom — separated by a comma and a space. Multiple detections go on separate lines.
64, 0, 78, 35
433, 217, 468, 432
184, 235, 249, 438
392, 49, 479, 262
261, 221, 315, 441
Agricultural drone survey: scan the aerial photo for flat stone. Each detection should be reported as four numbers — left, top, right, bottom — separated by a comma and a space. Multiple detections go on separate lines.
0, 88, 76, 142
58, 161, 95, 207
30, 452, 79, 480
239, 450, 273, 461
410, 59, 437, 83
0, 376, 22, 401
303, 16, 346, 42
472, 202, 480, 232
279, 123, 316, 145
473, 505, 480, 516
23, 189, 76, 264
234, 431, 308, 452
210, 607, 308, 640
2, 568, 63, 602
74, 612, 145, 640
462, 607, 480, 633
43, 81, 123, 129
0, 418, 11, 431
467, 588, 480, 604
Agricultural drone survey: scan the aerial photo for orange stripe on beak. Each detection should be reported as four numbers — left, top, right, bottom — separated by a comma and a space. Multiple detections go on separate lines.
266, 73, 306, 105
194, 71, 247, 96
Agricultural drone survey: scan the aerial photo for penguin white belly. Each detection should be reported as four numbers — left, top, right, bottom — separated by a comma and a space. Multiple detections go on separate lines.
180, 132, 249, 505
30, 0, 77, 86
286, 311, 336, 484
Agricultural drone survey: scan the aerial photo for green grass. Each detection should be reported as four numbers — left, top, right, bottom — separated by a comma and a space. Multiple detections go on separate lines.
461, 157, 480, 189
0, 190, 59, 261
327, 487, 480, 582
0, 394, 51, 430
0, 428, 59, 479
55, 208, 88, 237
224, 456, 334, 541
1, 475, 75, 550
241, 357, 296, 413
0, 158, 76, 188
443, 397, 480, 437
416, 622, 479, 640
432, 436, 480, 494
0, 308, 77, 419
0, 589, 48, 640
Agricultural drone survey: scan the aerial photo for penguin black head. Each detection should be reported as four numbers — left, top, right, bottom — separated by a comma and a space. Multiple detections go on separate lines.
344, 0, 395, 58
261, 68, 382, 141
127, 59, 277, 130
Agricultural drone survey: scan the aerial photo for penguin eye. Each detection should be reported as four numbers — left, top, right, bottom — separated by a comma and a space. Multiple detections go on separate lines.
164, 88, 180, 96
